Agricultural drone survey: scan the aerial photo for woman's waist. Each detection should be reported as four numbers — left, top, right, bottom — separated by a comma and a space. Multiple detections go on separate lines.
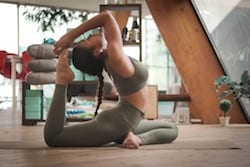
120, 86, 148, 111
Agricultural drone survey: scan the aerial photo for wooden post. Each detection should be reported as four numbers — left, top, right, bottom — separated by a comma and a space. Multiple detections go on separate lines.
113, 11, 131, 31
146, 0, 246, 123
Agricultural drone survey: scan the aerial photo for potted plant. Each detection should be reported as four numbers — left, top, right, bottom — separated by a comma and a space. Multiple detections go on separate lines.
218, 99, 232, 126
215, 70, 250, 126
215, 70, 250, 101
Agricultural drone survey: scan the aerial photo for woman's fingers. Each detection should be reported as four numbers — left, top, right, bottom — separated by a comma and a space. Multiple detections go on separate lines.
53, 43, 64, 55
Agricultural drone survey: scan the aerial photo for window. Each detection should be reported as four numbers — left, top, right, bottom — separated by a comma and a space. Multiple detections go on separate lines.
18, 5, 89, 53
142, 17, 180, 93
0, 3, 18, 104
191, 0, 250, 120
0, 2, 181, 102
0, 3, 18, 53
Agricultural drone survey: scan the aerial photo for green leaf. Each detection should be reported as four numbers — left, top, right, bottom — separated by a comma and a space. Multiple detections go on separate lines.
214, 75, 230, 88
241, 70, 250, 85
226, 81, 238, 88
22, 6, 89, 32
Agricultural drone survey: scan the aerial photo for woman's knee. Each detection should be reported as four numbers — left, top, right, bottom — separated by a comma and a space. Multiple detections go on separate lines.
43, 130, 59, 147
161, 122, 179, 143
44, 135, 56, 147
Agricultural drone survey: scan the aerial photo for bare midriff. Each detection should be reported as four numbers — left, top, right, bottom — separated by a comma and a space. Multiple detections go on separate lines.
120, 86, 148, 113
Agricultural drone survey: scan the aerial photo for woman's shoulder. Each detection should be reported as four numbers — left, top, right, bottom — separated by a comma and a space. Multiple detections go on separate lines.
105, 52, 135, 78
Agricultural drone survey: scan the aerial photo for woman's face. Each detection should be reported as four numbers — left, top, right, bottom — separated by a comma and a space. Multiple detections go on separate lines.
76, 33, 106, 50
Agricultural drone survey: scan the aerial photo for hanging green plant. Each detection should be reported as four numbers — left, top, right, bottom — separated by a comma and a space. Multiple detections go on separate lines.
215, 70, 250, 101
23, 6, 89, 32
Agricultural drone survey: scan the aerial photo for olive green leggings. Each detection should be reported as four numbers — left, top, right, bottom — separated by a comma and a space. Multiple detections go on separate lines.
44, 84, 178, 147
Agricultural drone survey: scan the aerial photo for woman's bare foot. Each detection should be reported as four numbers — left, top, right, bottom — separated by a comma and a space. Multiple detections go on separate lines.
122, 132, 142, 149
56, 49, 74, 84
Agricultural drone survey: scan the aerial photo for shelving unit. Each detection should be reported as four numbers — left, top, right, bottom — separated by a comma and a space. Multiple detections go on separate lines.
22, 82, 43, 125
21, 56, 99, 125
100, 4, 142, 61
22, 81, 99, 125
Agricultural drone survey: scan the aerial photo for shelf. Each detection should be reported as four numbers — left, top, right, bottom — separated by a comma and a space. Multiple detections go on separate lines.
100, 4, 142, 61
104, 93, 191, 102
123, 40, 140, 45
100, 4, 141, 11
158, 94, 191, 101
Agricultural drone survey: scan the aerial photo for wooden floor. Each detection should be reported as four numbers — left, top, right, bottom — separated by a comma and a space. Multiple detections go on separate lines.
1, 107, 250, 167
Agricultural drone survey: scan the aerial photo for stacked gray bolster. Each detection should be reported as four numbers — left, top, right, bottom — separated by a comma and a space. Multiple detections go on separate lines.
28, 59, 58, 72
25, 44, 57, 85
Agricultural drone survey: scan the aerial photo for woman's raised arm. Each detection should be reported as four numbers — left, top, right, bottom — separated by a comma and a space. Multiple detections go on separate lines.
54, 11, 122, 55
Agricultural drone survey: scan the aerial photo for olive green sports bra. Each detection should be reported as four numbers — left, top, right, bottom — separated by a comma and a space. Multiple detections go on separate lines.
106, 57, 148, 96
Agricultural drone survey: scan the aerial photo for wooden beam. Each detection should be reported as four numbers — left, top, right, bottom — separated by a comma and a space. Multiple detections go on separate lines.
146, 0, 247, 123
113, 11, 131, 31
100, 5, 131, 32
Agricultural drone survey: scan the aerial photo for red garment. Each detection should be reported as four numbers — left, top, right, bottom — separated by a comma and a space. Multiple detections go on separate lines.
0, 50, 32, 80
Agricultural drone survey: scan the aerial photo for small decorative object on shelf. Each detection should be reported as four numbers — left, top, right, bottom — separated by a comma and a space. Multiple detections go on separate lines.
129, 17, 139, 42
100, 4, 142, 61
122, 27, 128, 41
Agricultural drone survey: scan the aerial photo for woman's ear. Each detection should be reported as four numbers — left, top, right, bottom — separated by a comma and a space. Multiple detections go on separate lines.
93, 47, 103, 57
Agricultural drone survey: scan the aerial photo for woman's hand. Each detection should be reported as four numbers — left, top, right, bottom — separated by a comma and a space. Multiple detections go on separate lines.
54, 33, 75, 55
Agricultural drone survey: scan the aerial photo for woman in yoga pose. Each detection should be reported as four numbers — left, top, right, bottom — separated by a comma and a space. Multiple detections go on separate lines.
42, 10, 178, 149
